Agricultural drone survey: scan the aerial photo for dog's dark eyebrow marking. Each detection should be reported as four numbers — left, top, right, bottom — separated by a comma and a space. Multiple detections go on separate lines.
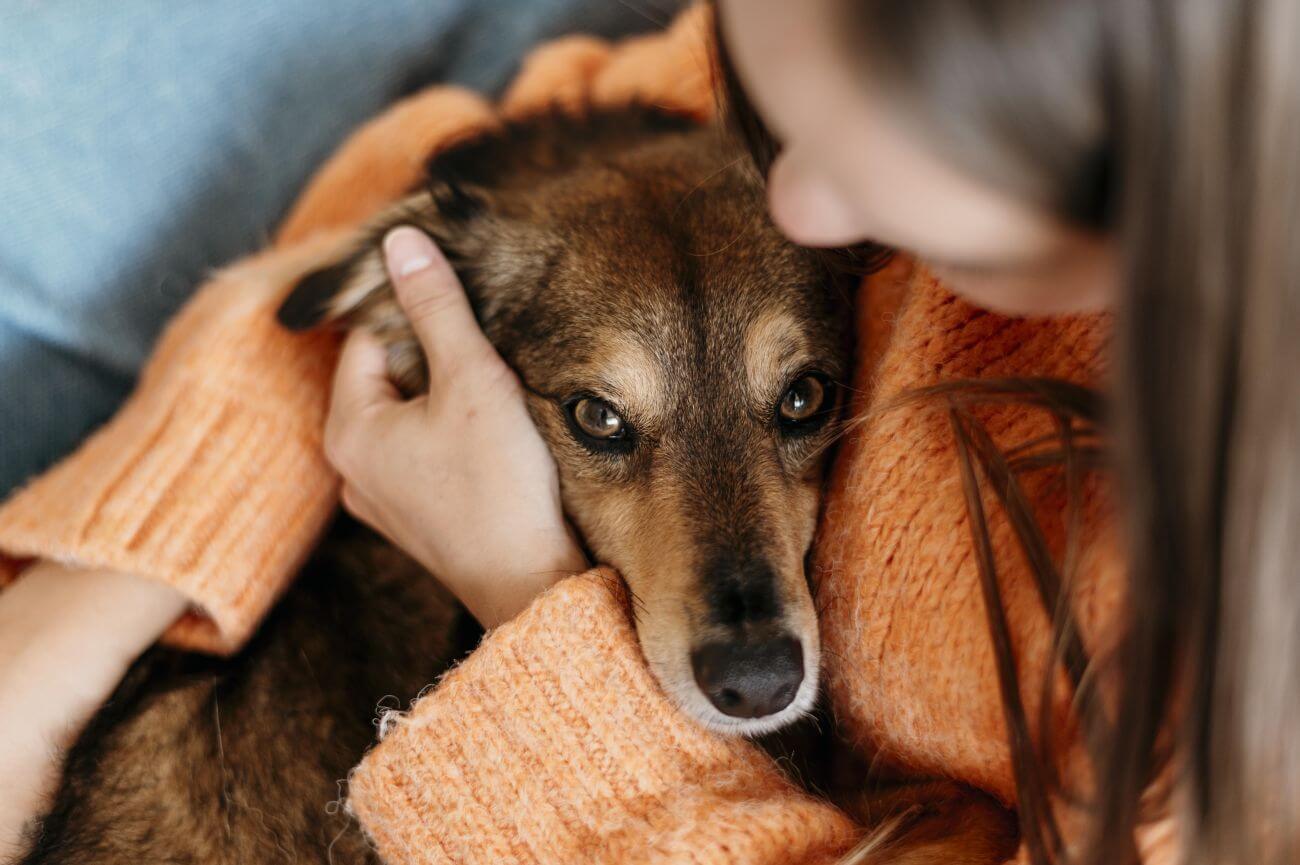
519, 378, 566, 403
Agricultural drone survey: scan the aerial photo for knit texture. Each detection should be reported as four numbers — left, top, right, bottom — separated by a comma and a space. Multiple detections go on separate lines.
815, 261, 1123, 804
350, 570, 857, 865
0, 5, 1171, 863
0, 85, 502, 653
0, 235, 344, 653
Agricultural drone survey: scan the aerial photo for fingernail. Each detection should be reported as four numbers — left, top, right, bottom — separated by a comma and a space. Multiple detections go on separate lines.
383, 226, 437, 279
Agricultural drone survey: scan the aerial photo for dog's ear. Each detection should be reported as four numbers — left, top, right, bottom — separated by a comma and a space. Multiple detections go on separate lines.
275, 234, 395, 333
274, 178, 493, 395
275, 177, 488, 334
276, 255, 366, 331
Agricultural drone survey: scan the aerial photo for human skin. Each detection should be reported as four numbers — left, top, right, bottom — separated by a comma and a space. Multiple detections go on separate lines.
322, 227, 589, 629
718, 0, 1118, 316
0, 1, 1122, 852
0, 563, 185, 859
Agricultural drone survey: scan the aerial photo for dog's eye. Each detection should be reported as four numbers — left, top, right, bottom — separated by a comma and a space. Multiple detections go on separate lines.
567, 396, 631, 450
778, 374, 834, 429
573, 398, 624, 438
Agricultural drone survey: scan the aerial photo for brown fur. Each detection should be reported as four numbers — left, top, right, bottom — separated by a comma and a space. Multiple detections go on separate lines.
22, 520, 474, 864
278, 107, 854, 735
839, 781, 1019, 865
20, 108, 1013, 864
18, 108, 850, 864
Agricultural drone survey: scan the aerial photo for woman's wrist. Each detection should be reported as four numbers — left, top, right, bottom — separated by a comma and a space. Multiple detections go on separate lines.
0, 562, 187, 695
456, 540, 590, 629
0, 562, 187, 748
0, 562, 186, 859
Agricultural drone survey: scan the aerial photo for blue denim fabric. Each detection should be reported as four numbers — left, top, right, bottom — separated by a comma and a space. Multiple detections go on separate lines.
0, 0, 679, 496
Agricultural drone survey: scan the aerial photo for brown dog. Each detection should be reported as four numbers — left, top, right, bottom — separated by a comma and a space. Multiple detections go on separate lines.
277, 106, 855, 735
20, 107, 857, 864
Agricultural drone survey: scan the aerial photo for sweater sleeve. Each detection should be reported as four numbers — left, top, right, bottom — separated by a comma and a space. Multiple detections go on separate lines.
349, 569, 859, 865
0, 82, 498, 655
0, 235, 346, 654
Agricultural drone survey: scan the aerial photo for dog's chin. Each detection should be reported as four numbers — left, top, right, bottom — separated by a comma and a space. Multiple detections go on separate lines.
643, 638, 822, 738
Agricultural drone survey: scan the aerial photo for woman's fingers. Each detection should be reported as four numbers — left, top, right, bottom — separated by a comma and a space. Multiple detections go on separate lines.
318, 224, 583, 627
382, 226, 499, 390
324, 329, 398, 473
331, 329, 397, 414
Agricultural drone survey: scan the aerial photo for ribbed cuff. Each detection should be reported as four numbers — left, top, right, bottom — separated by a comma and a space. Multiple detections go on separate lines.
0, 241, 344, 655
349, 570, 857, 865
0, 372, 337, 654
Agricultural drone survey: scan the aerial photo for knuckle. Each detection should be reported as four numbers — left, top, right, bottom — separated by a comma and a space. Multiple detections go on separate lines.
479, 358, 523, 396
323, 421, 361, 474
339, 486, 364, 518
442, 350, 516, 399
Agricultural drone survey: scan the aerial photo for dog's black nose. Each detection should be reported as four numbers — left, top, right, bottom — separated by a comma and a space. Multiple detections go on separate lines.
690, 636, 804, 718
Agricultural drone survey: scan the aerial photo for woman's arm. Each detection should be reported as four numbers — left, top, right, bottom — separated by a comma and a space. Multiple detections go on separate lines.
0, 563, 185, 859
0, 81, 496, 864
0, 82, 499, 656
350, 570, 860, 865
0, 233, 349, 654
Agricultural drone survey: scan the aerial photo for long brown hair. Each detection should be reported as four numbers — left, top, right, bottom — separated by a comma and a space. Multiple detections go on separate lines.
714, 2, 1300, 865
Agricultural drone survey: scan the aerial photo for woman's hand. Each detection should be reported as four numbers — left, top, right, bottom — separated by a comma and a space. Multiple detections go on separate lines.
0, 563, 185, 859
324, 227, 588, 628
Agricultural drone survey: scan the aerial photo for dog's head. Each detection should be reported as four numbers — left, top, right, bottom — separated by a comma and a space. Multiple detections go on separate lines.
279, 110, 855, 735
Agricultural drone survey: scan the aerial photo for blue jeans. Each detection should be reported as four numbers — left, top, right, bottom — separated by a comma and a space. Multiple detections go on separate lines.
0, 0, 679, 497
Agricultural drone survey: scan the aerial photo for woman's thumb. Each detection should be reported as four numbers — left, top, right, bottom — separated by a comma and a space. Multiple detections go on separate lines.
382, 226, 493, 388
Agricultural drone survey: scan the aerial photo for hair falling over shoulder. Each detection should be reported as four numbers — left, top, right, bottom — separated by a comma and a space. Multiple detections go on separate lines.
714, 2, 1300, 864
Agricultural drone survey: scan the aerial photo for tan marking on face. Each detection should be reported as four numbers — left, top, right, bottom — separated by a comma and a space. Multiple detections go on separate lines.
553, 419, 826, 736
744, 308, 814, 408
579, 333, 665, 425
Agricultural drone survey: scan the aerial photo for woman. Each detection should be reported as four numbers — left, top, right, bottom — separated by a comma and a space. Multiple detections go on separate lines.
1, 2, 1295, 864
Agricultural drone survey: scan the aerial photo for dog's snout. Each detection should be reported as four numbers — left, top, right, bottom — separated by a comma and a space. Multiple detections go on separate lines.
706, 557, 780, 627
690, 636, 804, 719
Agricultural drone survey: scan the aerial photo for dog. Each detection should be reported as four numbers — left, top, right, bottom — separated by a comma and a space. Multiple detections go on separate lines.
276, 107, 856, 734
19, 106, 860, 864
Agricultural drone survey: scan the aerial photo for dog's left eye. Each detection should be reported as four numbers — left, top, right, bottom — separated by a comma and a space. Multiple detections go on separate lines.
566, 396, 633, 452
777, 374, 834, 429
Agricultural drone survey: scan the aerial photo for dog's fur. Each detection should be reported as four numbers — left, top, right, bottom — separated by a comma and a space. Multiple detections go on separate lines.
278, 108, 856, 736
19, 108, 849, 864
19, 108, 1015, 865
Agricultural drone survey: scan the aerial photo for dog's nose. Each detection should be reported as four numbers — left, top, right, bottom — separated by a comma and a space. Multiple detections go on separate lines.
690, 636, 804, 718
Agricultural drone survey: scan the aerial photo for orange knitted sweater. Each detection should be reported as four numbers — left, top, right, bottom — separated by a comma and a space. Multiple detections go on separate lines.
0, 8, 1173, 865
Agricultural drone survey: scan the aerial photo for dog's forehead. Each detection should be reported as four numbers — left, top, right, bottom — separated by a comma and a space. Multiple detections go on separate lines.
475, 138, 850, 411
508, 231, 843, 419
536, 178, 830, 336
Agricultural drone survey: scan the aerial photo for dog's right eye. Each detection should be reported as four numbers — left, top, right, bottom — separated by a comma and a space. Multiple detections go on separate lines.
777, 373, 835, 432
566, 397, 634, 453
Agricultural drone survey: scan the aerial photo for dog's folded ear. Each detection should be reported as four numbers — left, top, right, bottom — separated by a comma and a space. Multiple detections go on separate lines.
276, 253, 374, 332
273, 181, 492, 396
275, 171, 494, 335
276, 190, 431, 335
